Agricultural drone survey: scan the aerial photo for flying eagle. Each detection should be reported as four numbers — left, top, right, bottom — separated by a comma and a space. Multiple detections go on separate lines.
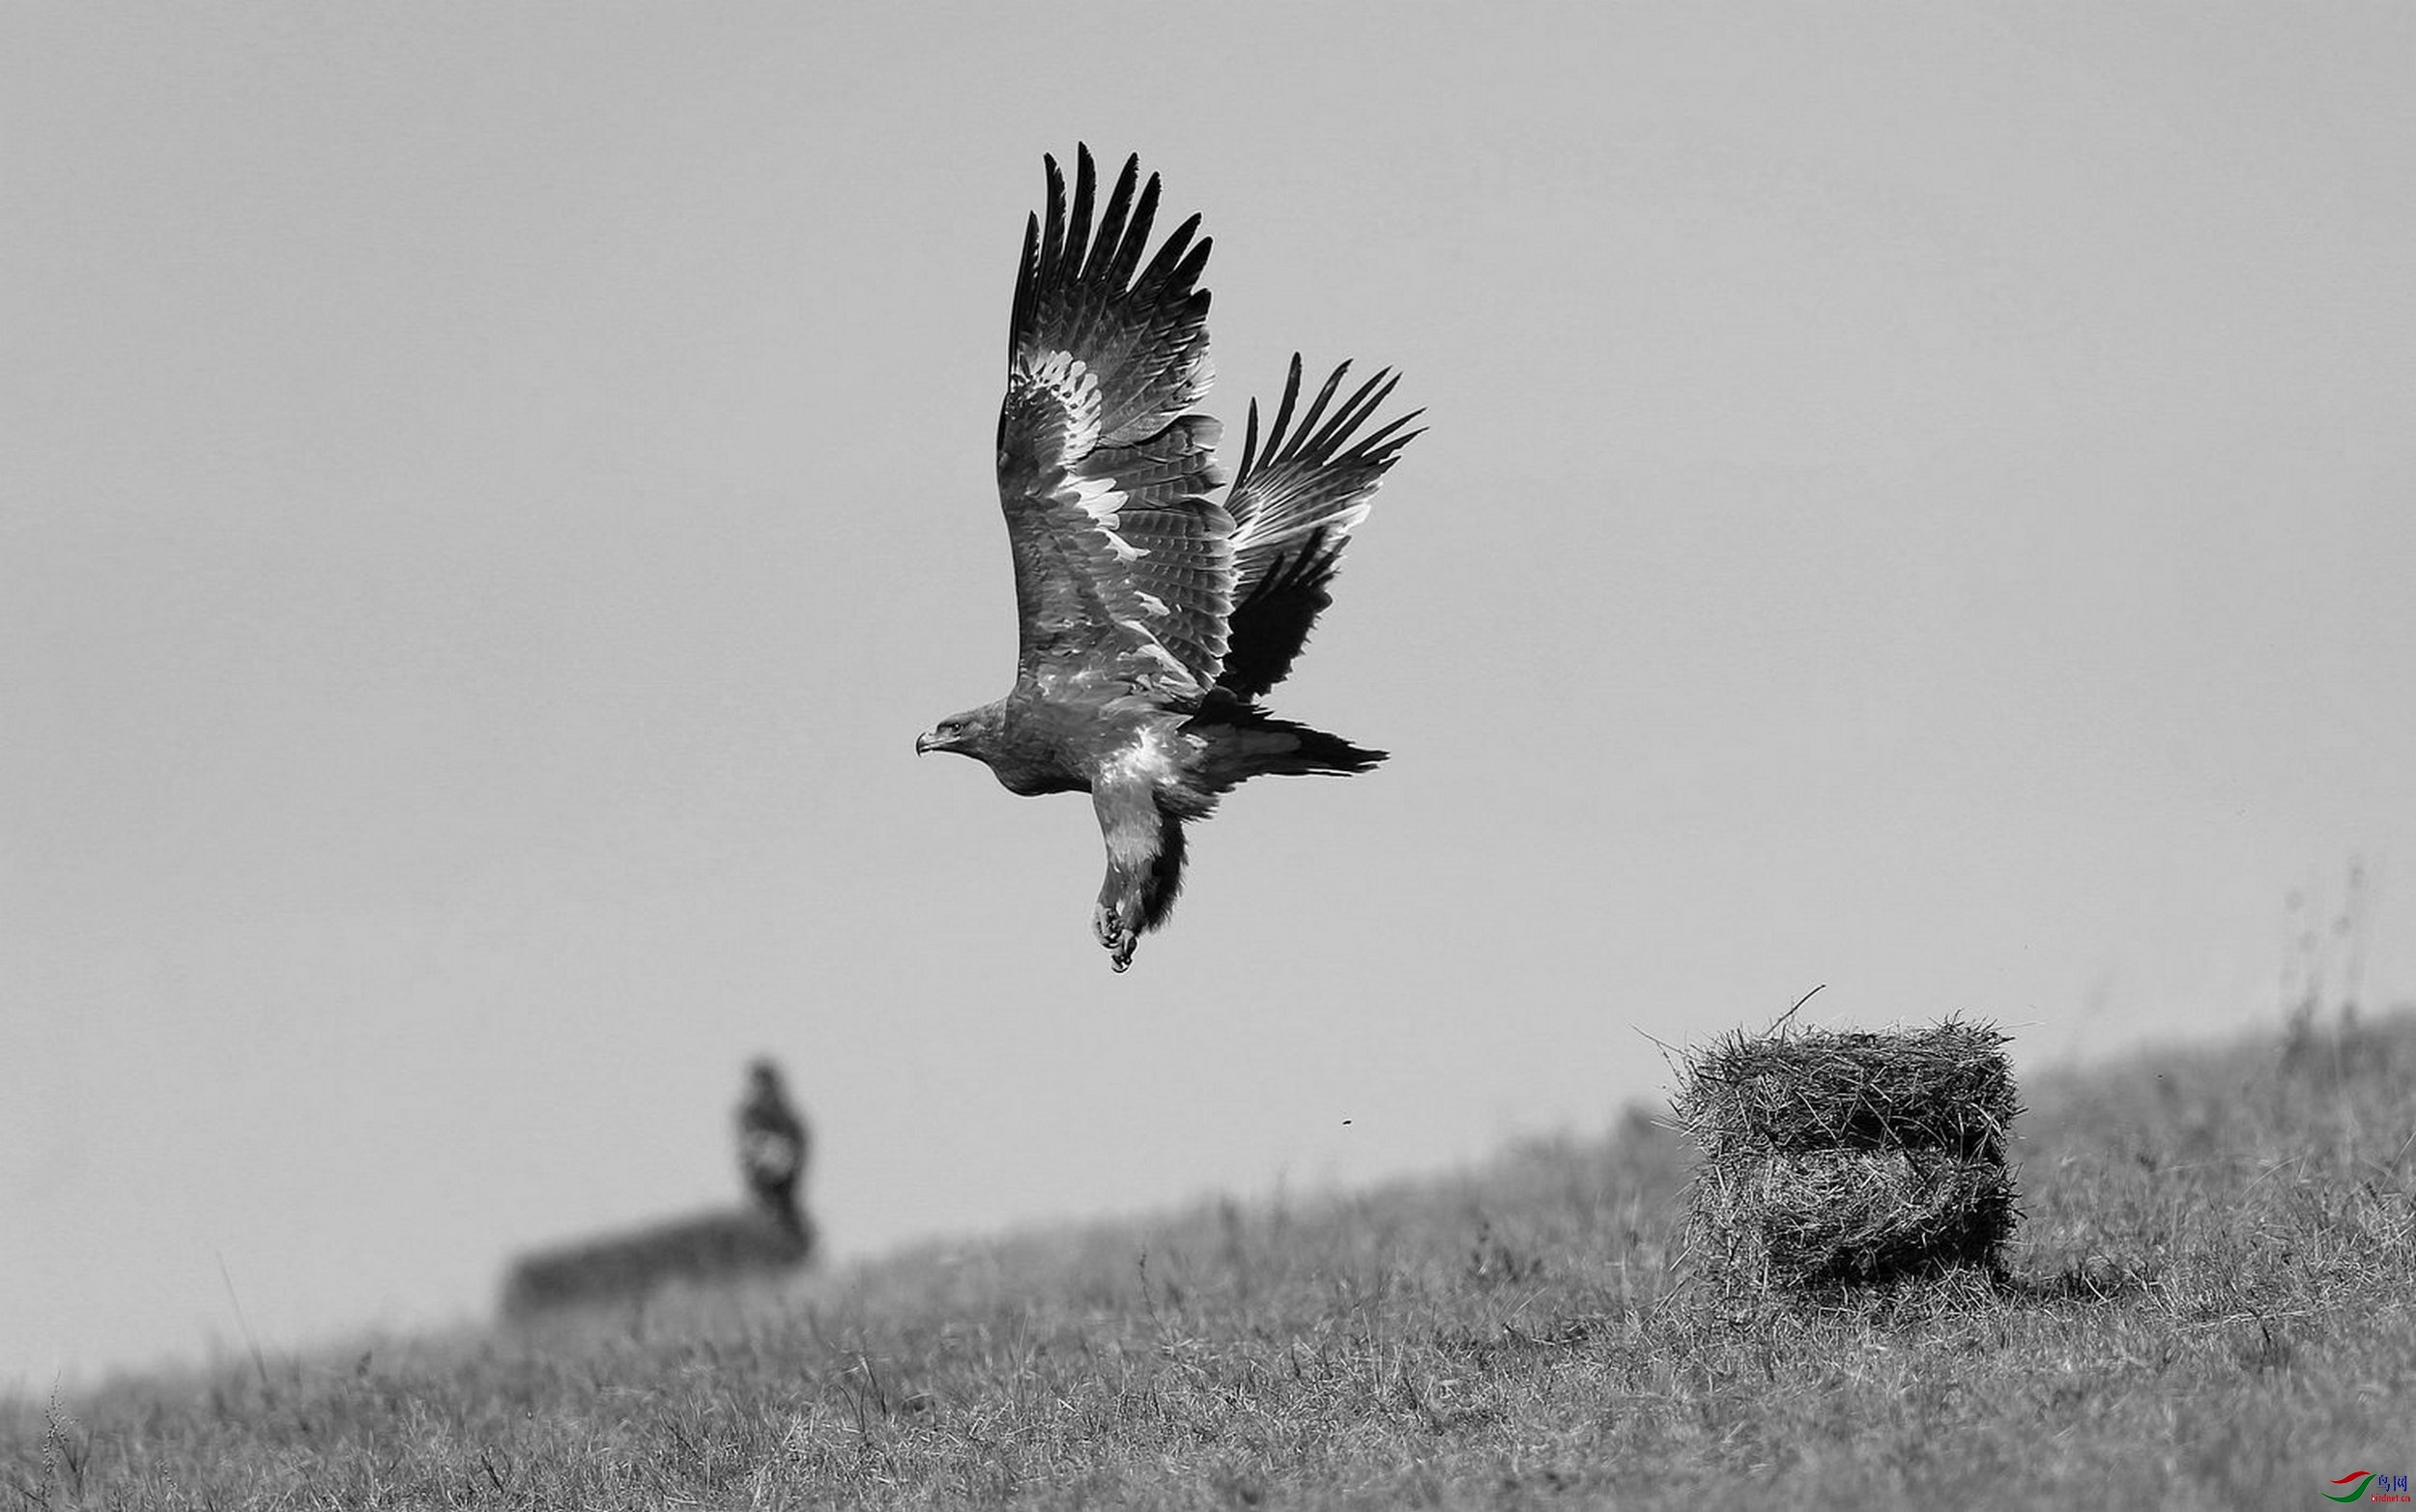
917, 147, 1420, 972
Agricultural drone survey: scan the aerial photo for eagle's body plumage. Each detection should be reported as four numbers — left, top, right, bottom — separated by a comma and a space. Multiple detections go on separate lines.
918, 148, 1419, 971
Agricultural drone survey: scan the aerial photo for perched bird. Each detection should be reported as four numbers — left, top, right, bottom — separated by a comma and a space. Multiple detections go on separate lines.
734, 1058, 809, 1235
917, 147, 1420, 972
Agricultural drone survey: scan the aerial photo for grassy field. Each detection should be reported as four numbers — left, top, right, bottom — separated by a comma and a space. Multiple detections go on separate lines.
8, 1009, 2414, 1510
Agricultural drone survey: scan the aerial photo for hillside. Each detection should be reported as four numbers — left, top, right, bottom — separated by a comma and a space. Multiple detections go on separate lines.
8, 1010, 2413, 1510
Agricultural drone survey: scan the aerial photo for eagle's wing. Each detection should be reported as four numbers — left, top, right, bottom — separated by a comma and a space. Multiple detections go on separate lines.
1216, 356, 1422, 701
997, 147, 1233, 697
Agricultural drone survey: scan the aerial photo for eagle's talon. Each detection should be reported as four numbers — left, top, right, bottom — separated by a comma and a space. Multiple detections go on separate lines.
1094, 902, 1139, 971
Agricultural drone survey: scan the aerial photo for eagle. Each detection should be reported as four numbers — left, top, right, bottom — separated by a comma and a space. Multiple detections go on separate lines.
917, 147, 1420, 972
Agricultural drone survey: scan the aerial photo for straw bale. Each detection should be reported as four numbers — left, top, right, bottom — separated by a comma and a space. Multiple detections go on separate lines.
1676, 1017, 2021, 1291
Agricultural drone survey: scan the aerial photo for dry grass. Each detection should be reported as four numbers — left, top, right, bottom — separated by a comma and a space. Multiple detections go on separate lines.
1688, 1145, 2020, 1289
1672, 1018, 2019, 1156
5, 1011, 2414, 1510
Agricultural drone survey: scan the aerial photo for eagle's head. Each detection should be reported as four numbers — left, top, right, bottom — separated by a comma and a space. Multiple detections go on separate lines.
914, 702, 1003, 762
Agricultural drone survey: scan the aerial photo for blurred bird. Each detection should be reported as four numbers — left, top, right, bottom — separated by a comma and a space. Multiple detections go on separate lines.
917, 146, 1420, 972
734, 1058, 808, 1234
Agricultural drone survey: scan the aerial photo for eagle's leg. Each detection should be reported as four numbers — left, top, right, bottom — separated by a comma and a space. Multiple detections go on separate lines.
1090, 775, 1188, 974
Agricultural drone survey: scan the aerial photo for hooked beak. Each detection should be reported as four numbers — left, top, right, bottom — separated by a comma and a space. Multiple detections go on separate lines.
913, 730, 940, 756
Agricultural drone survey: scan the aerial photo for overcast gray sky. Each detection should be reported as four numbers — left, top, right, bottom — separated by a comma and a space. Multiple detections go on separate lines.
5, 4, 2410, 1388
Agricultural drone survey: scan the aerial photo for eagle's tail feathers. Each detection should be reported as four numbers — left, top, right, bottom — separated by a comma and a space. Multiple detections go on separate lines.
1192, 702, 1387, 789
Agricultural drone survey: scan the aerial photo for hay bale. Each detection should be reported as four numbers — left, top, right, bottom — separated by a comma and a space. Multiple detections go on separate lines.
1675, 1018, 2021, 1291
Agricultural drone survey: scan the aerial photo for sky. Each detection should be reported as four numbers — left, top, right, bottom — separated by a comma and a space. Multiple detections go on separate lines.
4, 4, 2411, 1390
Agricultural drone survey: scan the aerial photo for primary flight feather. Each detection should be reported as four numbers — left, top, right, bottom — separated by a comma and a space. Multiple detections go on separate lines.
917, 147, 1420, 972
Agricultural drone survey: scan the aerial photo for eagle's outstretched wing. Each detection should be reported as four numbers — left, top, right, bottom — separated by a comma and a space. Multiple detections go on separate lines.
1216, 356, 1422, 702
997, 147, 1234, 696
